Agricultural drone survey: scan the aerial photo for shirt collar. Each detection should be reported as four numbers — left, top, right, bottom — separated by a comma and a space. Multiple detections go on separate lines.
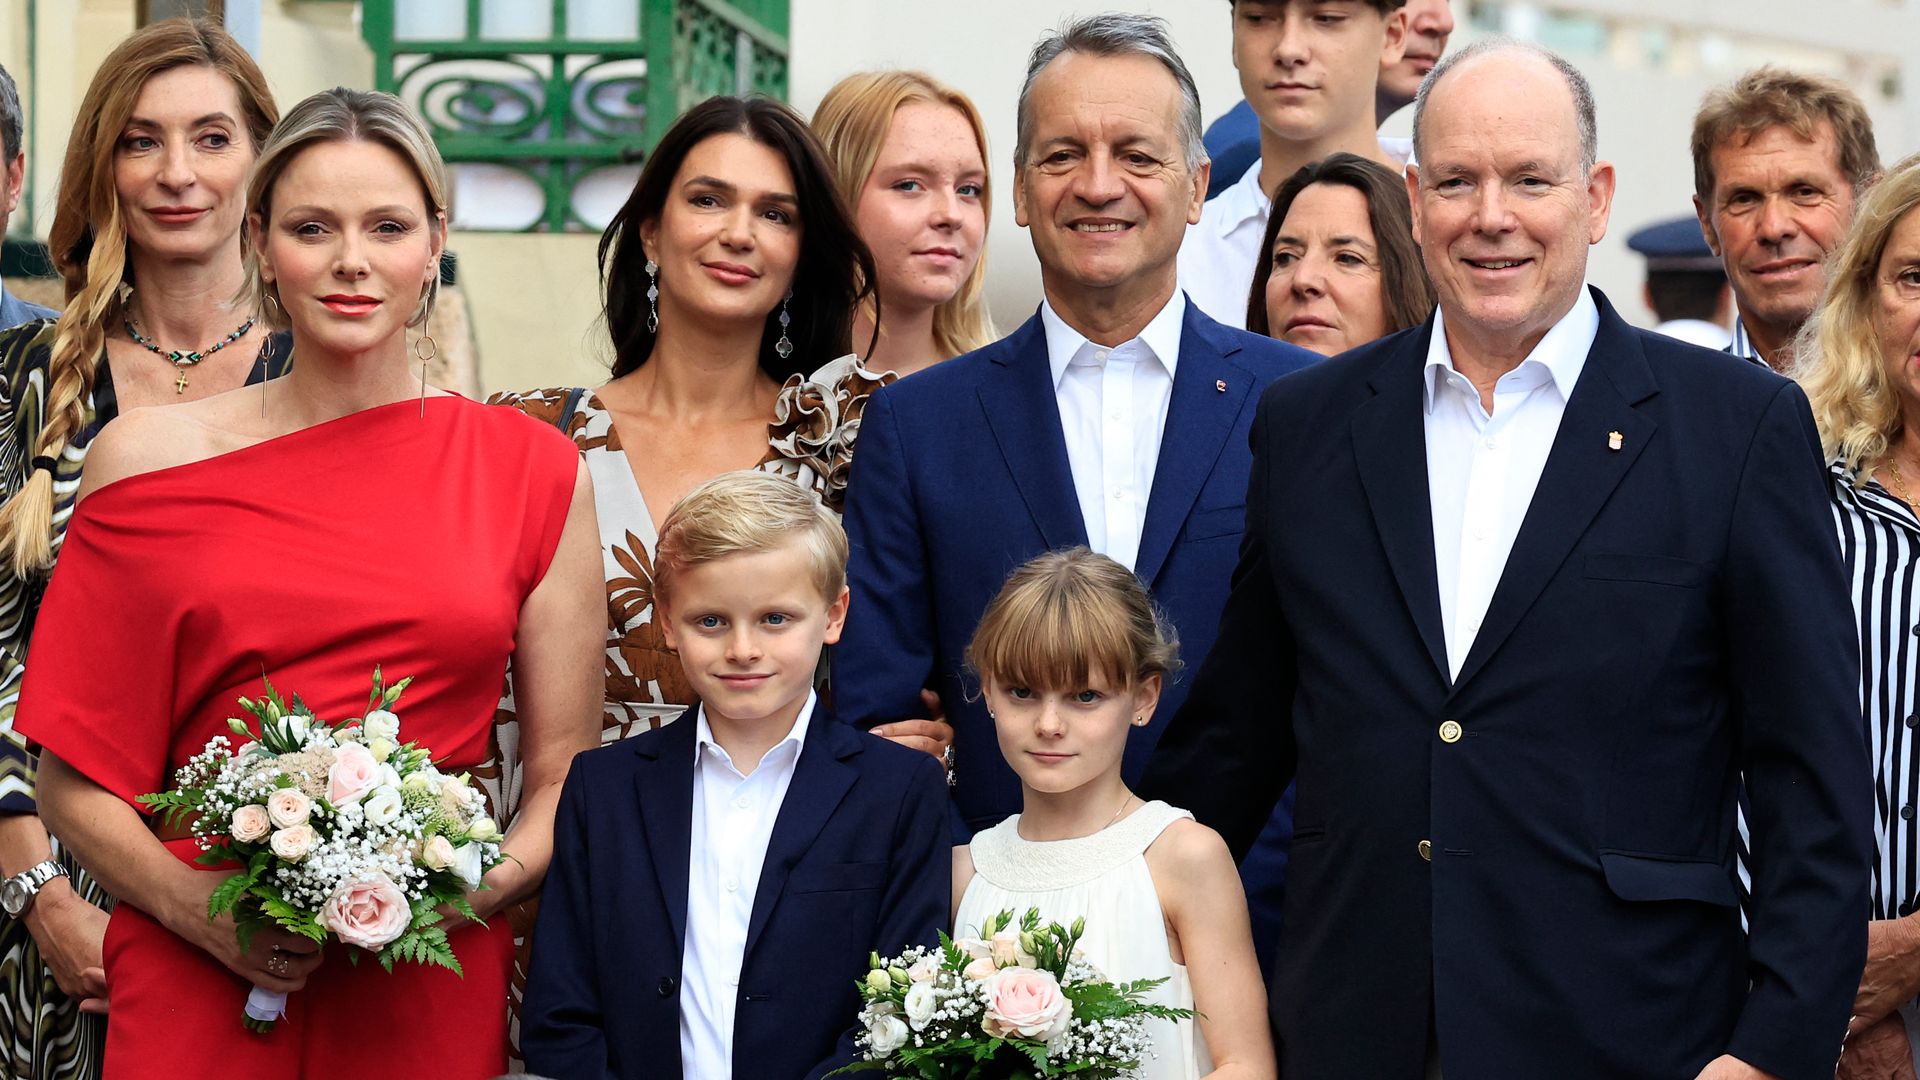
693, 689, 815, 772
1213, 159, 1271, 237
1729, 318, 1768, 365
1040, 291, 1187, 388
1422, 286, 1599, 412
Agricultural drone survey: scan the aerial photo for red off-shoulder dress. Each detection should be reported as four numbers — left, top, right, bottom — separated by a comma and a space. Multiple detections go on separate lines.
16, 396, 578, 1079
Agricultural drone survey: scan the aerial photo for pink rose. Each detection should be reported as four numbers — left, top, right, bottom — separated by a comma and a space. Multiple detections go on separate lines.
267, 788, 311, 828
322, 874, 412, 950
269, 825, 316, 861
907, 955, 940, 984
327, 742, 380, 805
990, 928, 1036, 968
963, 956, 998, 982
421, 835, 456, 871
230, 804, 270, 843
981, 967, 1072, 1042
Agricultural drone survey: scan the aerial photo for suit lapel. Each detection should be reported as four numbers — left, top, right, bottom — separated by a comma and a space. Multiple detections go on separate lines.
1352, 325, 1450, 682
634, 718, 697, 949
742, 715, 860, 960
1449, 296, 1660, 691
1135, 310, 1252, 587
979, 314, 1089, 551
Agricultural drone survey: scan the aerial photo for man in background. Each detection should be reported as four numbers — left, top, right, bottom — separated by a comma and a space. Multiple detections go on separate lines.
0, 64, 55, 329
1628, 216, 1732, 350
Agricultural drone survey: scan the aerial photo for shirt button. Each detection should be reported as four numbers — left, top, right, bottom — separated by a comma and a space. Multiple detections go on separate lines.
1908, 716, 1918, 729
1903, 901, 1916, 917
1095, 350, 1109, 362
1904, 805, 1915, 821
1484, 437, 1497, 449
734, 797, 749, 810
1418, 839, 1432, 861
724, 878, 738, 892
1438, 720, 1463, 744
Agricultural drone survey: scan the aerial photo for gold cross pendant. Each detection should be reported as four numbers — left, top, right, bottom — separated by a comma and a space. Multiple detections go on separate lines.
175, 370, 189, 394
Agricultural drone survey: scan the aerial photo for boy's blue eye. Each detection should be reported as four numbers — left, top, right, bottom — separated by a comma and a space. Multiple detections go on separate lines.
697, 615, 722, 629
765, 613, 789, 626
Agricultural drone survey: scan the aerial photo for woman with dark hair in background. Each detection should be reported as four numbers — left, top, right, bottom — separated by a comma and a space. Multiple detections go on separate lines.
0, 21, 286, 1078
1246, 152, 1434, 354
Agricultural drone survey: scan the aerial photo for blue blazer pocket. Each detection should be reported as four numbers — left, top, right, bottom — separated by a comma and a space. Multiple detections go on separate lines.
1584, 553, 1709, 588
788, 859, 888, 894
1599, 851, 1737, 907
1184, 503, 1246, 542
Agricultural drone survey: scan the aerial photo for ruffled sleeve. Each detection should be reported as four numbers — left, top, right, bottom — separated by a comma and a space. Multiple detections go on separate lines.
768, 354, 895, 513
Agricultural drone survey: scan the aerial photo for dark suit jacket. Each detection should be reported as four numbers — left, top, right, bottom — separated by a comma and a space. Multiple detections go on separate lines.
520, 708, 951, 1080
837, 300, 1317, 834
1143, 289, 1872, 1080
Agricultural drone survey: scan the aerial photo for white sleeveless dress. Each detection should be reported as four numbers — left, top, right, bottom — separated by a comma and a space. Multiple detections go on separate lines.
955, 800, 1210, 1080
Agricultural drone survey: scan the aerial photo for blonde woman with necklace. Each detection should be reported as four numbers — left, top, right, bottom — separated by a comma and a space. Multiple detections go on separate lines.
0, 21, 286, 1080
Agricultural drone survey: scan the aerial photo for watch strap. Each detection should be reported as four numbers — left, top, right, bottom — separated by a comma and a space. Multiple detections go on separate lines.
13, 859, 65, 892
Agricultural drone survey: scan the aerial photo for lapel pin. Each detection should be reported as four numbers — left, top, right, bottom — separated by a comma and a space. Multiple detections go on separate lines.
1216, 379, 1227, 393
1607, 430, 1624, 452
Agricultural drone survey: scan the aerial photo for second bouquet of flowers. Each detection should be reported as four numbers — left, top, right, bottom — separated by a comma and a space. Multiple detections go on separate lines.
836, 908, 1193, 1078
139, 668, 504, 1032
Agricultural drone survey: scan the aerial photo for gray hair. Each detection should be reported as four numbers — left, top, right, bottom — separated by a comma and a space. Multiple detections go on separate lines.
1014, 13, 1208, 171
0, 63, 21, 163
1412, 36, 1597, 174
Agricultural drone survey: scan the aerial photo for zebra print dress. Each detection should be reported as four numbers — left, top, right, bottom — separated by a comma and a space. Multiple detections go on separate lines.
0, 320, 291, 1080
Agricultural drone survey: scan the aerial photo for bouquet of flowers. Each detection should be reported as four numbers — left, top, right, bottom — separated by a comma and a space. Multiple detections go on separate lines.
139, 669, 504, 1032
836, 908, 1193, 1078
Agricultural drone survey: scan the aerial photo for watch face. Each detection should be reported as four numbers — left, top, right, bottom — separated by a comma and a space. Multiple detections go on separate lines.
0, 880, 24, 916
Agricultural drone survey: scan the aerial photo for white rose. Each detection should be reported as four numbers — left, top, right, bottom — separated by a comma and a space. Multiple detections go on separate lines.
867, 1013, 909, 1057
266, 788, 311, 829
270, 825, 316, 861
467, 816, 500, 842
450, 842, 486, 890
363, 786, 404, 827
368, 738, 396, 763
422, 834, 456, 871
364, 709, 400, 742
903, 981, 937, 1031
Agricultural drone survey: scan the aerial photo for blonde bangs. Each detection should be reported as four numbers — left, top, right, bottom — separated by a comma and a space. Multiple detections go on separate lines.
966, 548, 1179, 695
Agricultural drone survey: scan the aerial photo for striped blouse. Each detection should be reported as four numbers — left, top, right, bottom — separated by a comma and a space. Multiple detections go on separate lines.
1831, 459, 1920, 921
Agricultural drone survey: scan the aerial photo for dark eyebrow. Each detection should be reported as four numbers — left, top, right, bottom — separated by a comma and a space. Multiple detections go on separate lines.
684, 174, 799, 207
127, 112, 237, 129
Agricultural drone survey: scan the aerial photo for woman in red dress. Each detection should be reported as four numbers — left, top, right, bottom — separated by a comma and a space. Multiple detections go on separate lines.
14, 88, 602, 1078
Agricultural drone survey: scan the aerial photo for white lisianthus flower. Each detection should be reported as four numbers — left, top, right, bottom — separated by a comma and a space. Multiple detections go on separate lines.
364, 709, 400, 742
867, 1013, 909, 1057
270, 825, 317, 861
402, 771, 433, 793
368, 737, 397, 763
363, 786, 404, 827
450, 842, 486, 890
467, 816, 500, 842
267, 788, 312, 829
377, 764, 404, 791
903, 981, 937, 1031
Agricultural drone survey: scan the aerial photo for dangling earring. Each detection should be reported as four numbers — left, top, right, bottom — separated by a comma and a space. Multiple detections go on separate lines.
415, 331, 437, 418
774, 289, 794, 359
260, 291, 281, 418
645, 259, 660, 333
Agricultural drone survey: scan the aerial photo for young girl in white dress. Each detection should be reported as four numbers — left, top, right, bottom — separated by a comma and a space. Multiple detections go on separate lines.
952, 549, 1276, 1080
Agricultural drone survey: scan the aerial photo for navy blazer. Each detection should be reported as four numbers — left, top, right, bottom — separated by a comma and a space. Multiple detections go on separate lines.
1144, 288, 1873, 1080
521, 709, 950, 1080
837, 301, 1317, 834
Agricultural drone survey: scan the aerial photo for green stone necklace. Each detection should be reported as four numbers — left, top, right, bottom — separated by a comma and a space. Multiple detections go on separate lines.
124, 314, 256, 393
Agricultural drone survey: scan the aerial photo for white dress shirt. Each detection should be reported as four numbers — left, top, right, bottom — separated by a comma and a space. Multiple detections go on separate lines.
1041, 294, 1184, 572
679, 693, 815, 1079
1177, 160, 1269, 327
1652, 317, 1731, 351
1424, 288, 1598, 679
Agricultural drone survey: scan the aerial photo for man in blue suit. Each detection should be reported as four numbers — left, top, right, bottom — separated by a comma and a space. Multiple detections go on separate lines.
837, 13, 1317, 839
1145, 39, 1871, 1080
0, 64, 55, 330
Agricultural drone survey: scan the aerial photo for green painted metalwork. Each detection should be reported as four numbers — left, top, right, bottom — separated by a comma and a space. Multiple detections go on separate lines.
362, 0, 789, 232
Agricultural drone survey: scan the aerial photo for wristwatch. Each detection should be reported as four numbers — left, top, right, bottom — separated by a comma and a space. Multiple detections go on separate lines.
1, 860, 67, 918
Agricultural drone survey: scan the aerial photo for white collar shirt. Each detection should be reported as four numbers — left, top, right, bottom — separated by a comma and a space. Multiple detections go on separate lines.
1177, 159, 1269, 327
1423, 288, 1598, 679
679, 693, 815, 1079
1041, 293, 1185, 572
1729, 318, 1769, 366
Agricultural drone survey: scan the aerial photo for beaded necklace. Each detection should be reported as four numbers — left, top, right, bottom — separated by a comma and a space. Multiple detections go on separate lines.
124, 314, 255, 393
